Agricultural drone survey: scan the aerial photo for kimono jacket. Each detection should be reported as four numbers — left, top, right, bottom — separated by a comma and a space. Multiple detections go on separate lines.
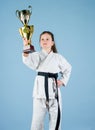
22, 49, 72, 99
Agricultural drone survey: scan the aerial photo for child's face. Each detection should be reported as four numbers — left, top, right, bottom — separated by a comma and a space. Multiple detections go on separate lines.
40, 33, 54, 51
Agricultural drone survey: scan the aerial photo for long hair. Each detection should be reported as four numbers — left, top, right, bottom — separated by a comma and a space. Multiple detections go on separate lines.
39, 31, 58, 53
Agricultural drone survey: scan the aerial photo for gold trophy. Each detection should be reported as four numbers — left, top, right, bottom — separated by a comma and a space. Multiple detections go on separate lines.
16, 5, 34, 53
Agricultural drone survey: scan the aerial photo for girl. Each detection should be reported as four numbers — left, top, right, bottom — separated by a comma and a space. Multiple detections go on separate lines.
22, 31, 72, 130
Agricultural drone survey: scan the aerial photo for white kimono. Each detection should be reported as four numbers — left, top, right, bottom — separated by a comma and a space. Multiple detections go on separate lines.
22, 49, 72, 130
22, 49, 72, 99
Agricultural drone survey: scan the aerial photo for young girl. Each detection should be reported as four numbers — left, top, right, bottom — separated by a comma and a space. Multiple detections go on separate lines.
22, 31, 72, 130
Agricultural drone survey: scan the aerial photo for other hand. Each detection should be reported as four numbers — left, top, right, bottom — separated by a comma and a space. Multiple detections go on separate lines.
57, 80, 64, 87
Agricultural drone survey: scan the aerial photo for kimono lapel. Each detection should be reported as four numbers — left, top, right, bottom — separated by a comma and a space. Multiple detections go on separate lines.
37, 50, 53, 69
41, 51, 53, 66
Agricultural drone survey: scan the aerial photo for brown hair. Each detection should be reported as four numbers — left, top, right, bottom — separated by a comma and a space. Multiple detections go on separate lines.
39, 31, 58, 53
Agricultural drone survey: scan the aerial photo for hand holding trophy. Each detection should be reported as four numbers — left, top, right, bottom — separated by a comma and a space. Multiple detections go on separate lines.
16, 5, 35, 53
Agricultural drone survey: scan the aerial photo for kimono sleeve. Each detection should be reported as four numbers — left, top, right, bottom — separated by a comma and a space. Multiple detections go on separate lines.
22, 52, 40, 70
58, 54, 72, 86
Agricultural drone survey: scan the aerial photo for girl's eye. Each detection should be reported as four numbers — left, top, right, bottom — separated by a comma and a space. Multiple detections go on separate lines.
46, 39, 49, 40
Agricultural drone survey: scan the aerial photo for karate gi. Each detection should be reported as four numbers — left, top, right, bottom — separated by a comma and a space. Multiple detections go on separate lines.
22, 49, 72, 130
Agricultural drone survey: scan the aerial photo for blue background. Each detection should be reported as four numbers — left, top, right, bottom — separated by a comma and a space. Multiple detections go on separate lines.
0, 0, 95, 130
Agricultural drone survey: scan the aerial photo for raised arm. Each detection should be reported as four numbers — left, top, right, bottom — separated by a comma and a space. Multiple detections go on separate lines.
22, 38, 40, 70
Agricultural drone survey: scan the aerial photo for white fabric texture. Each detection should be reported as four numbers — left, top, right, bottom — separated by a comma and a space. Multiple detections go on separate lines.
31, 98, 61, 130
22, 49, 72, 99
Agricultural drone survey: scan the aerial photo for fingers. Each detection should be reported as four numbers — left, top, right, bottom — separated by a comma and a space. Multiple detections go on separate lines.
57, 80, 63, 87
23, 38, 30, 46
23, 52, 29, 57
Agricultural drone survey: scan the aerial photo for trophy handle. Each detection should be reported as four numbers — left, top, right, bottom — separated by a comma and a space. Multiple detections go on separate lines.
28, 5, 32, 14
16, 10, 20, 19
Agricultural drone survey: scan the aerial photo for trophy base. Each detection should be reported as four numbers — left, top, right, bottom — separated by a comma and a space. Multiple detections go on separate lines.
23, 44, 35, 53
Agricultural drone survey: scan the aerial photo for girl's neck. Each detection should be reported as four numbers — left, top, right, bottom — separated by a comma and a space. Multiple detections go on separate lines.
43, 48, 52, 54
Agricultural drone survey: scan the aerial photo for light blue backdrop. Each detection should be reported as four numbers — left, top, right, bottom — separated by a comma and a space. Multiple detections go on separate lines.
0, 0, 95, 130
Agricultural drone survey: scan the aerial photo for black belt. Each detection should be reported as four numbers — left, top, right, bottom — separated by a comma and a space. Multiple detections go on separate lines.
37, 72, 60, 130
38, 72, 58, 103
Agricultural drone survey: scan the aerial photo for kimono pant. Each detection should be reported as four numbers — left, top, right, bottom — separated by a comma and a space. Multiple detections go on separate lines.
31, 98, 62, 130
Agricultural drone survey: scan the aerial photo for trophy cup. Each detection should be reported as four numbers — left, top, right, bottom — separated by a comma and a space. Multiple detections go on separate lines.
16, 5, 34, 53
